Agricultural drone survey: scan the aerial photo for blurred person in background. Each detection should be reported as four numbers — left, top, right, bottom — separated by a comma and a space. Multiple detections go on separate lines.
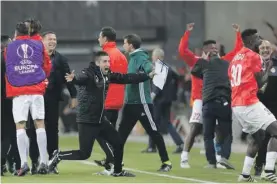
141, 48, 184, 154
94, 27, 128, 168
178, 22, 243, 169
118, 34, 172, 172
254, 40, 277, 176
1, 35, 20, 176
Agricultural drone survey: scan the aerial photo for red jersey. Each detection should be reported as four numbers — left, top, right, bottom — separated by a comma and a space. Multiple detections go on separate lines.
228, 47, 263, 106
103, 42, 128, 110
178, 31, 243, 101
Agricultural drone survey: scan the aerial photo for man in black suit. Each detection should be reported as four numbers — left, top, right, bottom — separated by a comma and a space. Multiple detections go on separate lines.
28, 31, 77, 174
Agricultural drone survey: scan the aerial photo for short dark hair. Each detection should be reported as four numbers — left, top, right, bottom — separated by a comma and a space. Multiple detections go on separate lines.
241, 29, 258, 42
24, 18, 42, 36
203, 40, 216, 47
101, 27, 116, 41
94, 51, 109, 62
41, 31, 56, 38
123, 34, 141, 49
16, 22, 29, 36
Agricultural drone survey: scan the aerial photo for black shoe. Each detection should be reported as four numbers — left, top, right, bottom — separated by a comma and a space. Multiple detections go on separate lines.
31, 162, 39, 175
254, 165, 263, 176
48, 150, 61, 172
141, 147, 157, 153
37, 163, 48, 174
112, 170, 136, 177
173, 144, 184, 154
49, 166, 59, 174
158, 163, 172, 172
17, 163, 30, 176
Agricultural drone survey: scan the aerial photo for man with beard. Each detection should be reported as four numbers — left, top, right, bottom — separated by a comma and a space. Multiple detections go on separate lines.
48, 51, 155, 177
254, 40, 277, 176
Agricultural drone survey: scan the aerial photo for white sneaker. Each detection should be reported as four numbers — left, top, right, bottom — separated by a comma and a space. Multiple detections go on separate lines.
95, 169, 113, 176
216, 162, 227, 169
180, 160, 191, 168
237, 174, 257, 182
261, 171, 277, 183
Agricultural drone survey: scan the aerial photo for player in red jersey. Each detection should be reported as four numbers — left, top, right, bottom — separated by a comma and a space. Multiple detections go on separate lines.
178, 22, 243, 169
229, 29, 277, 183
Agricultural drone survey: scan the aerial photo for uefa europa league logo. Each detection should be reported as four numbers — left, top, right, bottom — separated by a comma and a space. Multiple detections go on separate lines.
21, 44, 29, 59
17, 43, 34, 65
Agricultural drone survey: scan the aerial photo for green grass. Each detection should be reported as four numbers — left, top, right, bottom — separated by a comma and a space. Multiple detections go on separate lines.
1, 136, 266, 183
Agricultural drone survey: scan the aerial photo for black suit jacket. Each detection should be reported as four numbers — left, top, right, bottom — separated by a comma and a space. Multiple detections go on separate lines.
46, 51, 77, 100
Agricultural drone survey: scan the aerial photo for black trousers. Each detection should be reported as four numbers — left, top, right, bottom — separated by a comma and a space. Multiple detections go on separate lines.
27, 94, 60, 162
1, 99, 20, 169
96, 109, 119, 163
118, 104, 169, 163
255, 107, 277, 167
148, 102, 183, 148
59, 118, 123, 173
202, 98, 232, 165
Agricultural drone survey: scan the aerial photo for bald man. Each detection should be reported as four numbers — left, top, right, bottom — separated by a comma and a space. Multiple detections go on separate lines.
255, 40, 277, 176
142, 48, 184, 154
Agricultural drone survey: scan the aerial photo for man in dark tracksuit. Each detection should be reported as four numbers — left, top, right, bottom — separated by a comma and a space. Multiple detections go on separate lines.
191, 55, 234, 169
142, 48, 184, 154
254, 47, 277, 175
48, 51, 153, 177
1, 35, 20, 176
118, 34, 172, 172
27, 29, 77, 174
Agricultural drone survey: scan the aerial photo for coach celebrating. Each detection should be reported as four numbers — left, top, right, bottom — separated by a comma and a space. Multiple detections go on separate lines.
191, 52, 234, 169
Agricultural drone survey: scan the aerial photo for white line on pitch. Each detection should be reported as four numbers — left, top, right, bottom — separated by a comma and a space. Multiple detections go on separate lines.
80, 160, 219, 184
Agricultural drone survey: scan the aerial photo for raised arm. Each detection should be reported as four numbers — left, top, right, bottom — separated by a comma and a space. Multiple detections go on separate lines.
178, 23, 200, 67
222, 24, 244, 62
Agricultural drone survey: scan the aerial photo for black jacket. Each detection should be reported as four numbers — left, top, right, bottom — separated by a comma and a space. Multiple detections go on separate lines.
258, 57, 277, 110
191, 57, 231, 105
72, 62, 150, 124
46, 51, 77, 100
152, 63, 179, 104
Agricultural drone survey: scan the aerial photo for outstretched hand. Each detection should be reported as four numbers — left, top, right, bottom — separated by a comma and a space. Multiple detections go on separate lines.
65, 70, 75, 82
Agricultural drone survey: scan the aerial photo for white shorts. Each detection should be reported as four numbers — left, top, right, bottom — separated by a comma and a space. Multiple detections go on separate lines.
232, 102, 276, 134
12, 95, 45, 123
189, 99, 203, 124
